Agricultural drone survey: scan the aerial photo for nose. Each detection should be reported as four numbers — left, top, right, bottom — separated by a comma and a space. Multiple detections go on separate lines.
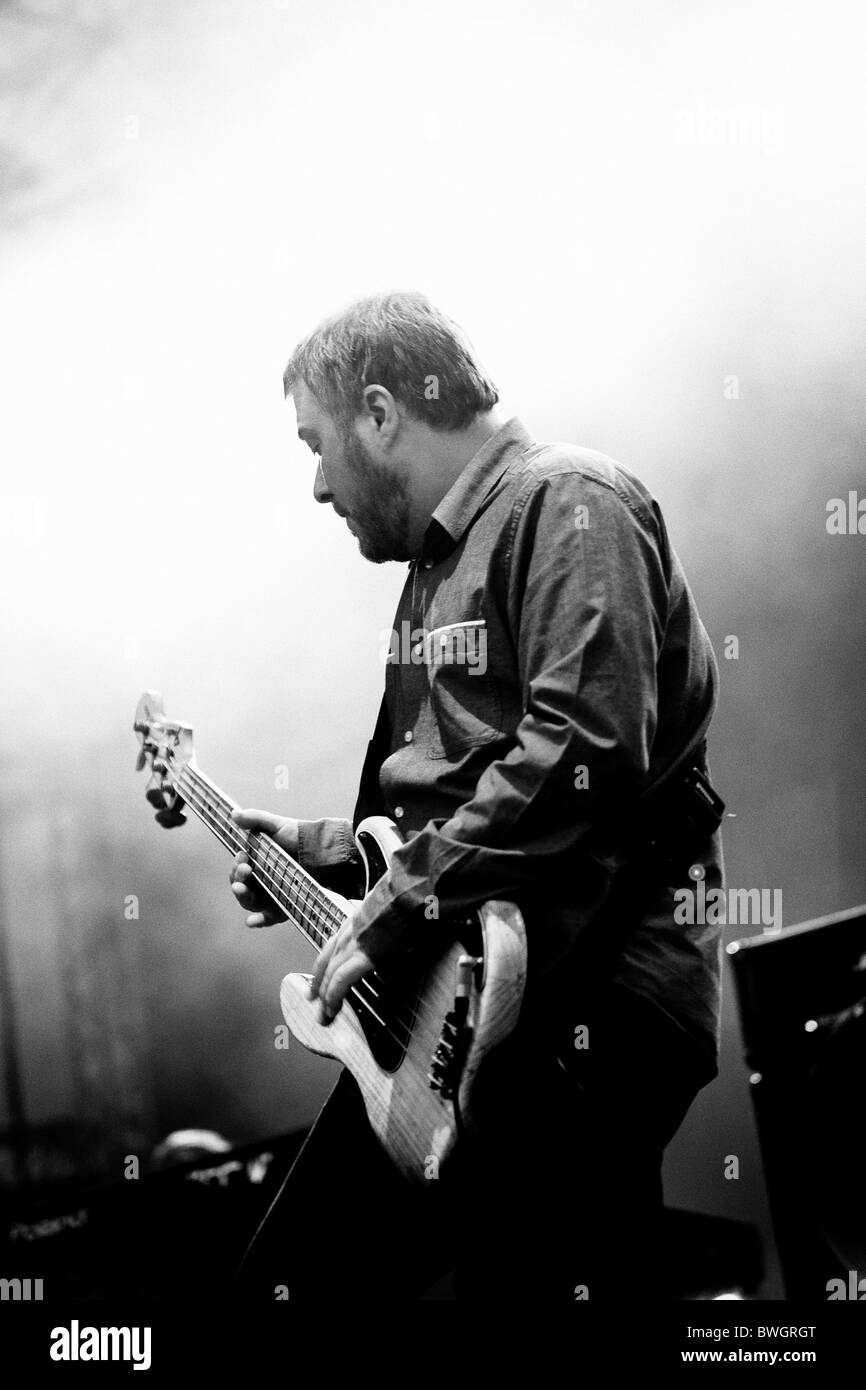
313, 458, 331, 505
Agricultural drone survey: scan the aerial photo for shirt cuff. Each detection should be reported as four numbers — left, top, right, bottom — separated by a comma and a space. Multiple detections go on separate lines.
351, 873, 424, 963
296, 817, 362, 869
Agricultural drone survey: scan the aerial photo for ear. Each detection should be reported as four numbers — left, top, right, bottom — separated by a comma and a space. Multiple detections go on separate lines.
361, 384, 400, 438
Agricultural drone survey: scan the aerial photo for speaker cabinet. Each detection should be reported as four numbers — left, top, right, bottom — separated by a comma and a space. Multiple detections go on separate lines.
728, 904, 866, 1300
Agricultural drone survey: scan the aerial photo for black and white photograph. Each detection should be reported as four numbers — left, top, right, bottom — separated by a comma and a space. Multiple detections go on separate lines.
1, 0, 864, 1368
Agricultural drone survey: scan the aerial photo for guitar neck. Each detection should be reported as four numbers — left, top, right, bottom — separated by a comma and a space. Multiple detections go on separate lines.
172, 762, 344, 952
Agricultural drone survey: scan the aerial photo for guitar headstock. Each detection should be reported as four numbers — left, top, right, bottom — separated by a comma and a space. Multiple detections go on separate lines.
133, 690, 195, 828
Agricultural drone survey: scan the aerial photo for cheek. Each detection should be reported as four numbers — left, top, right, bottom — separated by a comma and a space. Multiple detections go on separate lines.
327, 442, 354, 494
322, 453, 347, 497
342, 463, 370, 512
339, 469, 362, 513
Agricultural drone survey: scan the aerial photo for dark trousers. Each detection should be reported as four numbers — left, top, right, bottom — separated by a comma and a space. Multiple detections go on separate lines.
234, 985, 713, 1302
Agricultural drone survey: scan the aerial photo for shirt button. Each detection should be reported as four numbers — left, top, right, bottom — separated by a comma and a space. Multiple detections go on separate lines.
394, 806, 404, 819
404, 730, 413, 743
424, 559, 434, 569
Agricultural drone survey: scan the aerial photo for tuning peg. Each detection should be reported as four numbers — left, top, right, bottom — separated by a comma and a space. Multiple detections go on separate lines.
155, 806, 187, 829
145, 774, 166, 809
135, 747, 147, 772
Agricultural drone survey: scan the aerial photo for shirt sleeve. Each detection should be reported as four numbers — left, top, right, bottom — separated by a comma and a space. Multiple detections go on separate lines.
297, 817, 365, 899
351, 466, 671, 963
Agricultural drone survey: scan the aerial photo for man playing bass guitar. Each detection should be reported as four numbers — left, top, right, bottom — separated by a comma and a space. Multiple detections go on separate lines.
226, 291, 725, 1302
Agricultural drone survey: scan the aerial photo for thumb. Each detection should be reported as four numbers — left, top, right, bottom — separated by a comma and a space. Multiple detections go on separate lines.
231, 807, 289, 839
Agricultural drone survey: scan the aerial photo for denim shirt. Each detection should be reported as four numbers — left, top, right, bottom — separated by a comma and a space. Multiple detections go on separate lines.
297, 418, 724, 1067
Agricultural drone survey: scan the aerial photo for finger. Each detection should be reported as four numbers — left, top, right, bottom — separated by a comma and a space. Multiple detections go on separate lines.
318, 935, 358, 1015
231, 881, 262, 910
317, 947, 341, 1017
245, 908, 282, 929
309, 934, 337, 1001
319, 953, 368, 1023
230, 861, 265, 906
230, 842, 287, 911
317, 955, 340, 1022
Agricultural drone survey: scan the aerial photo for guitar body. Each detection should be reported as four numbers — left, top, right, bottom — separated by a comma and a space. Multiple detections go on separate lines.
279, 816, 528, 1186
134, 692, 528, 1190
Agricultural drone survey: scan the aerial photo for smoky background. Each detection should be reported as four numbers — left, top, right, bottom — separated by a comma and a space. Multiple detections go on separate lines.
1, 0, 864, 1298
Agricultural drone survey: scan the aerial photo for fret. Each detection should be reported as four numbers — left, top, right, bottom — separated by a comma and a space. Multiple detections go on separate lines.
174, 762, 345, 948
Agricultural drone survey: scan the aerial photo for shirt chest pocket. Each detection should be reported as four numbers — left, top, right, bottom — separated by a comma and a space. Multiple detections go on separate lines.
424, 619, 503, 760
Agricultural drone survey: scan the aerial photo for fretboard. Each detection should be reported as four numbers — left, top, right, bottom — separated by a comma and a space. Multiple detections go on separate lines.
173, 762, 346, 951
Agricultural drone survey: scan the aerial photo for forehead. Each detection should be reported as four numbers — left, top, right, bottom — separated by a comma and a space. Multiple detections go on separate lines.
291, 379, 329, 436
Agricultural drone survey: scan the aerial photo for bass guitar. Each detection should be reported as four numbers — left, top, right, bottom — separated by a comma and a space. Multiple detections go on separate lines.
134, 690, 527, 1185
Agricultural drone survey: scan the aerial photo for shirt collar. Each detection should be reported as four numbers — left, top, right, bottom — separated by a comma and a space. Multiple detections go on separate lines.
422, 416, 534, 560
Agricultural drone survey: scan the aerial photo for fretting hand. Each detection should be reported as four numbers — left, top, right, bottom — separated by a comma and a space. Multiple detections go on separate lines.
228, 807, 372, 1025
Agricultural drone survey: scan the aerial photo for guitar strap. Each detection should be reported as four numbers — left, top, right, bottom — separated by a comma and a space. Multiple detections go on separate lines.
351, 691, 392, 832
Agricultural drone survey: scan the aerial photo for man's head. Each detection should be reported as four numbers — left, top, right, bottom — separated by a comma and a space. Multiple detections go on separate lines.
283, 292, 503, 562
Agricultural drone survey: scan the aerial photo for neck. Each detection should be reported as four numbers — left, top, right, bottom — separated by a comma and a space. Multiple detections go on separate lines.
174, 763, 345, 952
405, 408, 508, 553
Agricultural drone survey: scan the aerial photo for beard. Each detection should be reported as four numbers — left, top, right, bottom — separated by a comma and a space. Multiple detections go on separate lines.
340, 427, 413, 563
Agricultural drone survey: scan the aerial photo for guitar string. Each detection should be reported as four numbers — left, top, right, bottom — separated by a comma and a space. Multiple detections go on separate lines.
175, 772, 415, 1046
172, 765, 424, 1050
174, 768, 401, 1008
176, 765, 354, 938
176, 762, 443, 1050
